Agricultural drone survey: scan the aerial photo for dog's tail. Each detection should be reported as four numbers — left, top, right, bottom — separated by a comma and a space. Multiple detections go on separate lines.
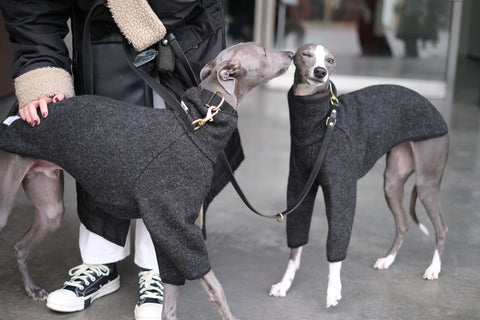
409, 186, 429, 236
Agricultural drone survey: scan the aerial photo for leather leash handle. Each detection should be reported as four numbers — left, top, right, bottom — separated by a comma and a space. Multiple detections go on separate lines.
221, 106, 337, 223
123, 39, 198, 130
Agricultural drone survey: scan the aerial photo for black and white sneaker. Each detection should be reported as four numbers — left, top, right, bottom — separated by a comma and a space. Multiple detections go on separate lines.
46, 263, 120, 312
134, 269, 164, 320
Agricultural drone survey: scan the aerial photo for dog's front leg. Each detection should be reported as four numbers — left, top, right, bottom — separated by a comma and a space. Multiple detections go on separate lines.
162, 284, 180, 320
326, 261, 342, 308
321, 177, 357, 308
269, 247, 303, 297
199, 270, 237, 320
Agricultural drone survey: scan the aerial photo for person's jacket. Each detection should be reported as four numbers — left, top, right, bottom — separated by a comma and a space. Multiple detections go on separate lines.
0, 0, 243, 246
1, 0, 226, 108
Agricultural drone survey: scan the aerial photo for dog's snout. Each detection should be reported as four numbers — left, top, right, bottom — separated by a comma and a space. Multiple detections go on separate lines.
314, 67, 327, 79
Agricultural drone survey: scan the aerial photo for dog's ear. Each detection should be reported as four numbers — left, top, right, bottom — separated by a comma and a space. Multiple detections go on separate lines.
217, 59, 241, 95
200, 60, 215, 81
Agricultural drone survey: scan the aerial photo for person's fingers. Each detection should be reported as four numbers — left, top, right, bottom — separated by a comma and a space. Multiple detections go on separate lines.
53, 93, 65, 102
19, 103, 36, 126
38, 96, 52, 119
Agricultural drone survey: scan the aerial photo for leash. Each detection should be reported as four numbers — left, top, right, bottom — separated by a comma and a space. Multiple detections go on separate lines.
123, 36, 226, 131
221, 82, 339, 223
124, 33, 339, 223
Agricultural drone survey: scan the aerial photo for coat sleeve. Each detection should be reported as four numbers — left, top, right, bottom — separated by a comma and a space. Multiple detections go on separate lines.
0, 0, 75, 108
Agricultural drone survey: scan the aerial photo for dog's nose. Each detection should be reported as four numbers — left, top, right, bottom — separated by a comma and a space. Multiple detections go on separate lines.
314, 67, 327, 78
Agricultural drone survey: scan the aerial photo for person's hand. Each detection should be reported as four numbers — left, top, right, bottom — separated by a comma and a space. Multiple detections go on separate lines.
20, 93, 65, 127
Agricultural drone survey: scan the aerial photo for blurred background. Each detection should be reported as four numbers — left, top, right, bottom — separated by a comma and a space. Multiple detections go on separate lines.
223, 0, 478, 102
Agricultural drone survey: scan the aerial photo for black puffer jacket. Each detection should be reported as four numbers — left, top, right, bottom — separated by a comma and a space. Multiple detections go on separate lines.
0, 0, 244, 245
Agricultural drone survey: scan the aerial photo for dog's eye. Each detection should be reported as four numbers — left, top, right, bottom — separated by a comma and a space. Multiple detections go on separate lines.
327, 58, 334, 64
302, 52, 313, 58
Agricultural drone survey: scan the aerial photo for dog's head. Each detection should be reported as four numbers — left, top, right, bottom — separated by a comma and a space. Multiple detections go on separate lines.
293, 44, 336, 96
200, 42, 293, 106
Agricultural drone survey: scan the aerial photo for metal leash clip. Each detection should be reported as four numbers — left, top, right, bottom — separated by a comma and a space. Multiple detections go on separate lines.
192, 92, 225, 131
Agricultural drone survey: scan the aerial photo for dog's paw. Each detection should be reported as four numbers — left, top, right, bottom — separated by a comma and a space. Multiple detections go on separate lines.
269, 283, 288, 297
423, 263, 441, 280
28, 287, 48, 301
373, 254, 396, 270
326, 286, 342, 308
326, 277, 342, 308
423, 250, 441, 280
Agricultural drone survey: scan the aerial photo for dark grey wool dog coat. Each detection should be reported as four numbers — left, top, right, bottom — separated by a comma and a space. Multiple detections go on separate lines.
286, 83, 448, 262
0, 88, 237, 285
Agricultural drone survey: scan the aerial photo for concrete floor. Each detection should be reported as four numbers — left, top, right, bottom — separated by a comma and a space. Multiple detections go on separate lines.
1, 73, 479, 319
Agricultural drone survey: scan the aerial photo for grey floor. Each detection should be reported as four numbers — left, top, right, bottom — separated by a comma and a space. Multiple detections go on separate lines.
1, 60, 479, 319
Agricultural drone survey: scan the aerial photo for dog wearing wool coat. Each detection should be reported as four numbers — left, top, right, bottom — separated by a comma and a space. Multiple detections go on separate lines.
269, 44, 449, 308
0, 42, 293, 320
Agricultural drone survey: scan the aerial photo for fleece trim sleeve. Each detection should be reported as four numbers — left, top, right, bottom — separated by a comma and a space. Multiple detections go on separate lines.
107, 0, 166, 52
14, 67, 75, 109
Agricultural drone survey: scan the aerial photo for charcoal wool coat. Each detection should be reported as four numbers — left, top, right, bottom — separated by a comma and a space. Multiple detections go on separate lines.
0, 89, 237, 285
286, 83, 448, 262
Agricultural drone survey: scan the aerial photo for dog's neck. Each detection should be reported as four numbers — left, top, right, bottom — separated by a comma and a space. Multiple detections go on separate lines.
293, 74, 331, 99
292, 79, 332, 101
199, 78, 239, 110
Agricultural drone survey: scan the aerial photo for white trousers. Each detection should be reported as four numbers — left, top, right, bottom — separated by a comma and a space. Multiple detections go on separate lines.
79, 92, 165, 271
79, 220, 158, 271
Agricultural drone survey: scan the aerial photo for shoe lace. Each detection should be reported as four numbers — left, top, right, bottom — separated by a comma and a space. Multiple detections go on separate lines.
138, 270, 164, 302
64, 264, 111, 290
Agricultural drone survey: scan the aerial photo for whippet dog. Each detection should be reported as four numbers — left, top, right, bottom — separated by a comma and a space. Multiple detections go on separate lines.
0, 42, 293, 320
269, 44, 449, 308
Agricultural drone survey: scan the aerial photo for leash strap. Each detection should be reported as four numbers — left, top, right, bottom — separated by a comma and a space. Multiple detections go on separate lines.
221, 96, 338, 223
123, 39, 199, 130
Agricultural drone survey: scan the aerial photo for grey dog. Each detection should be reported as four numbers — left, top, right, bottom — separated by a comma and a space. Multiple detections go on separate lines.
269, 44, 449, 308
0, 42, 293, 320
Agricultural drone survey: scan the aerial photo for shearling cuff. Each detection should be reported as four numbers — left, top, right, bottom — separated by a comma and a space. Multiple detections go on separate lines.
14, 67, 75, 109
108, 0, 166, 52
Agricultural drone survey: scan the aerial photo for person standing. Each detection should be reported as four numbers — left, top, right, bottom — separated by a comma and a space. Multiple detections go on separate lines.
0, 1, 243, 319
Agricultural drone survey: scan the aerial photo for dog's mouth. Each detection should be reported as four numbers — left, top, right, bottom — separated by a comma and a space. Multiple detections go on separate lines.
308, 75, 328, 85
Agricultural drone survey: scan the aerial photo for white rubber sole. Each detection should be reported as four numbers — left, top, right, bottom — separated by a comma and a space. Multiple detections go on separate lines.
46, 276, 120, 312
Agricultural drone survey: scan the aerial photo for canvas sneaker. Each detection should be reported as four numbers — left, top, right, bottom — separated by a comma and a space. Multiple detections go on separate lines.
134, 269, 164, 320
46, 263, 120, 312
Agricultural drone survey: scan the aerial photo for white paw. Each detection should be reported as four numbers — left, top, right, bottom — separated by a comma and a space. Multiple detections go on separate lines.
423, 267, 440, 280
423, 250, 441, 280
326, 262, 342, 308
269, 282, 288, 297
326, 283, 342, 308
373, 254, 396, 270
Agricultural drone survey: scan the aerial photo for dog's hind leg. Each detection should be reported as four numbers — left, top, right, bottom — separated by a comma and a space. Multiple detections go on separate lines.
0, 153, 25, 233
412, 135, 449, 280
374, 142, 415, 270
15, 168, 64, 300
